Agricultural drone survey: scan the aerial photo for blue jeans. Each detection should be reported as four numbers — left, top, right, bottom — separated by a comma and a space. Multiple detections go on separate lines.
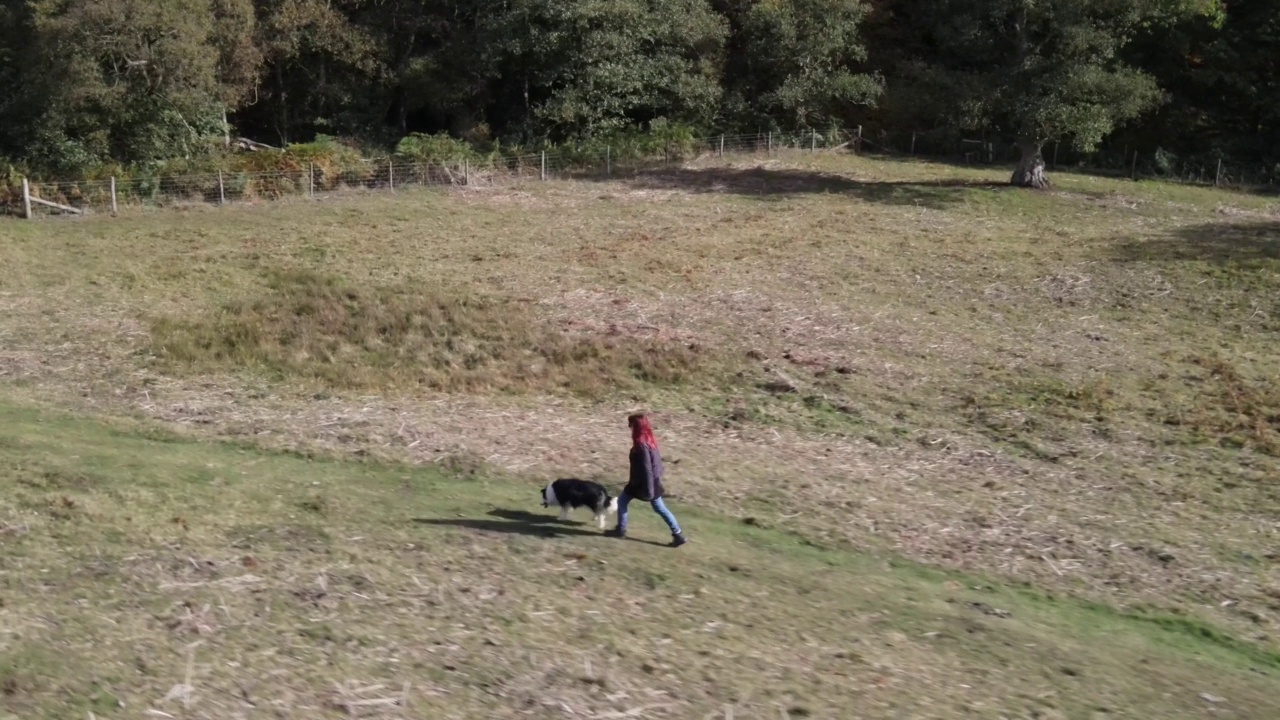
616, 492, 681, 535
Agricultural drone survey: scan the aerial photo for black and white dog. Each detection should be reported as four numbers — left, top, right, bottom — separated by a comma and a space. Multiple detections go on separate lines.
541, 478, 619, 530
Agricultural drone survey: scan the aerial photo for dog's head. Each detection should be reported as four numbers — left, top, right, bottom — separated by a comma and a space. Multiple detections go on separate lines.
540, 483, 554, 508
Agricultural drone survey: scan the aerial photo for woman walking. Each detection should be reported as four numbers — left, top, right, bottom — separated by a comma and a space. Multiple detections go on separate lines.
606, 413, 688, 547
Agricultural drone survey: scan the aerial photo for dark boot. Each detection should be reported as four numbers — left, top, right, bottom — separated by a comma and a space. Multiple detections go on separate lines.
605, 527, 626, 538
670, 532, 687, 547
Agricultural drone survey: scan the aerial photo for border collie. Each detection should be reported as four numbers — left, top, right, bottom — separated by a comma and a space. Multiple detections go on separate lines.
541, 478, 618, 530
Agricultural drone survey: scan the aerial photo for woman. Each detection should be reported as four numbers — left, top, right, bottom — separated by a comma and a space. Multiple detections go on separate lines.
606, 413, 688, 547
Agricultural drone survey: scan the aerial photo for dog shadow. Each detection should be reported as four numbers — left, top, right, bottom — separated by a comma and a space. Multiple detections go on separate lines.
412, 509, 668, 546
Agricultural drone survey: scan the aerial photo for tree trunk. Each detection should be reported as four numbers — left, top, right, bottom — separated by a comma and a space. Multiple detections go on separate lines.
396, 85, 409, 136
1011, 138, 1050, 189
395, 36, 414, 136
275, 64, 289, 147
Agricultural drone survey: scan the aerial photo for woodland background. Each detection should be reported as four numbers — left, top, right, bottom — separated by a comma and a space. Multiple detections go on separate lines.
0, 0, 1274, 187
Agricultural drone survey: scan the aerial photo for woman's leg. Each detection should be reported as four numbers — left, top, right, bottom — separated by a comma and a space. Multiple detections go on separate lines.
649, 497, 682, 535
609, 491, 633, 535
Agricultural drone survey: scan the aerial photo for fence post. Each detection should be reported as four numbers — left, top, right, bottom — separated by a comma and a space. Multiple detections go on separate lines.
910, 132, 917, 155
464, 158, 470, 186
1214, 157, 1222, 187
606, 145, 611, 176
389, 158, 395, 191
308, 163, 314, 197
218, 170, 226, 205
1130, 151, 1138, 180
21, 177, 31, 219
811, 128, 817, 153
1052, 141, 1060, 169
110, 176, 118, 215
540, 151, 546, 181
719, 134, 724, 158
767, 131, 772, 155
855, 126, 863, 154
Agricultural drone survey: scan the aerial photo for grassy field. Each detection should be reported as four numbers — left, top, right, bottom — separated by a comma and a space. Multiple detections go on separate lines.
2, 150, 1279, 717
1, 401, 1278, 719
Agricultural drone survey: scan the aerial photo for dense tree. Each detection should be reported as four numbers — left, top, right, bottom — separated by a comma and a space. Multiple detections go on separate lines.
718, 0, 882, 130
2, 0, 261, 169
350, 0, 469, 137
212, 0, 265, 139
0, 1, 36, 159
240, 0, 381, 145
474, 0, 727, 141
2, 0, 1271, 186
870, 0, 1224, 187
1122, 1, 1278, 174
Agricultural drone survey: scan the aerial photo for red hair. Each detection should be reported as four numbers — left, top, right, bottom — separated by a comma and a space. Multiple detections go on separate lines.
628, 413, 658, 449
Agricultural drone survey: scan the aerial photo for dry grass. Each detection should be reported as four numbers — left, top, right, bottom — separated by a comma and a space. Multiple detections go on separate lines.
147, 266, 708, 395
1174, 354, 1280, 456
2, 149, 1280, 715
1, 403, 1278, 719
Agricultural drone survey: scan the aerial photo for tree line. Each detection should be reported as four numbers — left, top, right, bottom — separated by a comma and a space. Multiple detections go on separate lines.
0, 0, 1271, 187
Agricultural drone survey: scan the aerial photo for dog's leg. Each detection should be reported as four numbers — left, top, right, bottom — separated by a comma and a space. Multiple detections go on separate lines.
558, 505, 570, 521
595, 511, 607, 530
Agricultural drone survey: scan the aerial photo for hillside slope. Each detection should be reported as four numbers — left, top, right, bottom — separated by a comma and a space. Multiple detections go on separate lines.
1, 400, 1278, 719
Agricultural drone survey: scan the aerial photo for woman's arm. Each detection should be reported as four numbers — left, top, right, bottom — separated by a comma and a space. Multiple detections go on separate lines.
644, 446, 660, 498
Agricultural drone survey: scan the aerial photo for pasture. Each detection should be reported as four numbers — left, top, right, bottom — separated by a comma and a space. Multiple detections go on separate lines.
1, 151, 1278, 718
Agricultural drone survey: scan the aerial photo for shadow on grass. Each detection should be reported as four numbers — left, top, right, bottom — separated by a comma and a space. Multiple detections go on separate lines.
585, 165, 1011, 209
413, 508, 668, 546
1109, 221, 1280, 265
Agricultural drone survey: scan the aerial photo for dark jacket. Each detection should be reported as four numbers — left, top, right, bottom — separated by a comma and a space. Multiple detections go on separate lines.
625, 443, 665, 501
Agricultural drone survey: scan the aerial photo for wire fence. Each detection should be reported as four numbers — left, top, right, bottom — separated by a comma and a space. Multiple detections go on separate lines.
854, 123, 1280, 189
3, 130, 865, 219
4, 127, 1274, 219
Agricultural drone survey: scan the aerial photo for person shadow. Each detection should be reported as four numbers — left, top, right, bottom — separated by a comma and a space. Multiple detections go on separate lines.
412, 508, 668, 546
